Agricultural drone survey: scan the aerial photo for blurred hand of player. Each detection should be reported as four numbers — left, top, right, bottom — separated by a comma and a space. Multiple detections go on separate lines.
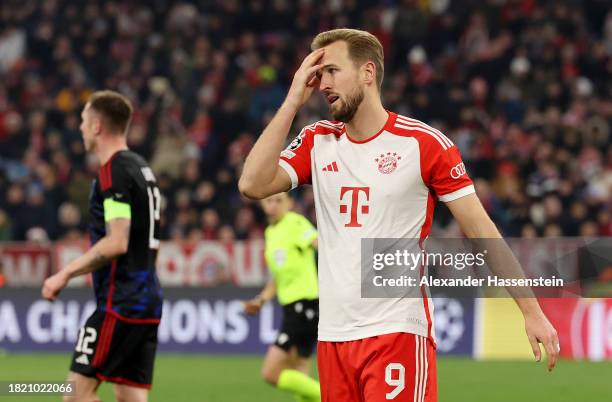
285, 48, 325, 109
242, 298, 264, 315
524, 310, 559, 371
41, 271, 69, 301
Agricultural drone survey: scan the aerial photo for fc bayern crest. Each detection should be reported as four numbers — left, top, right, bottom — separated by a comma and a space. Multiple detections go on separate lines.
375, 152, 401, 174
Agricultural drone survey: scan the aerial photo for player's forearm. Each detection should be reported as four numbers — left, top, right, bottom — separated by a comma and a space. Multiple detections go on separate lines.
63, 236, 127, 279
239, 102, 298, 195
514, 297, 544, 317
258, 280, 277, 302
448, 196, 538, 301
459, 206, 539, 301
476, 236, 539, 301
456, 205, 501, 239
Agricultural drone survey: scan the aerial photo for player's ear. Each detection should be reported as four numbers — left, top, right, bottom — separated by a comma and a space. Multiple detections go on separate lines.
362, 61, 376, 87
92, 115, 102, 136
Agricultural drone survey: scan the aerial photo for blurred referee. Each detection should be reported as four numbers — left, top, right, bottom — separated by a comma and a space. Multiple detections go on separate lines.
243, 192, 321, 402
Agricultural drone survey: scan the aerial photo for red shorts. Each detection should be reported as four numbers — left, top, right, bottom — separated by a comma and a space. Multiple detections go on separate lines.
318, 332, 437, 402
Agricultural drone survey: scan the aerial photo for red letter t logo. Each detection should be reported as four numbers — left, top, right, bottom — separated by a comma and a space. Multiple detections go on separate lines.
339, 186, 370, 227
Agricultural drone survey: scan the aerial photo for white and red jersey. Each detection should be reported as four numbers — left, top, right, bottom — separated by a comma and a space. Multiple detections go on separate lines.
279, 112, 474, 342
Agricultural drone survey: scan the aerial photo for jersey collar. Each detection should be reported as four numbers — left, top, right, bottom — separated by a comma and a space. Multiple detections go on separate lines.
344, 111, 395, 144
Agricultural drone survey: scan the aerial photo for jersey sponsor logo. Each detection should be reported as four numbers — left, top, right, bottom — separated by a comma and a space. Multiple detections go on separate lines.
322, 161, 339, 172
375, 152, 401, 174
339, 186, 370, 228
280, 150, 296, 159
450, 162, 467, 179
287, 135, 303, 151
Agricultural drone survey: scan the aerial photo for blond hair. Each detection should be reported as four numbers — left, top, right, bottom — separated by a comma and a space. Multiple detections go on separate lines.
311, 28, 384, 91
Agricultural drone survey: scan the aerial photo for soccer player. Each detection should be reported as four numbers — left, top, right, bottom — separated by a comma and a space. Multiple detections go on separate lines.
243, 192, 320, 402
42, 90, 162, 402
238, 29, 560, 402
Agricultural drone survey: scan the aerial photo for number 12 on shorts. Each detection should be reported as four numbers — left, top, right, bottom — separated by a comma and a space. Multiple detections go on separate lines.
385, 363, 405, 399
75, 327, 97, 355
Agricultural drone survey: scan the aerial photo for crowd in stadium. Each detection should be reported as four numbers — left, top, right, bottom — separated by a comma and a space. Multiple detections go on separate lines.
0, 0, 610, 242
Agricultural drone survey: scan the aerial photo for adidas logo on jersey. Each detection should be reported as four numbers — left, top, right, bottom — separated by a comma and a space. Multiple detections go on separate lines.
75, 354, 90, 365
322, 161, 339, 172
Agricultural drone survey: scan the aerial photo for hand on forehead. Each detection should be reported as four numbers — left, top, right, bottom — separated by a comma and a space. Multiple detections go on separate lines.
319, 41, 350, 65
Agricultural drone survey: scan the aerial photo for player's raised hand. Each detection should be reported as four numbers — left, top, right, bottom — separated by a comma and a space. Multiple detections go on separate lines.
41, 271, 69, 301
242, 298, 264, 315
524, 310, 559, 371
285, 48, 325, 109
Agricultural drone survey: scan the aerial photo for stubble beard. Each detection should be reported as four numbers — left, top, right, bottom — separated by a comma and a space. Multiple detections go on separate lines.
330, 86, 364, 123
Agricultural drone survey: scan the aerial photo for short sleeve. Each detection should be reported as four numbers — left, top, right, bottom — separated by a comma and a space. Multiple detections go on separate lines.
424, 143, 474, 202
99, 159, 132, 221
279, 127, 313, 190
293, 215, 318, 249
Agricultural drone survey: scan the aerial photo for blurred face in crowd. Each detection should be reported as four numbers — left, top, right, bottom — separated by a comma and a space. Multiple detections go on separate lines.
79, 103, 100, 152
318, 40, 365, 123
261, 192, 292, 223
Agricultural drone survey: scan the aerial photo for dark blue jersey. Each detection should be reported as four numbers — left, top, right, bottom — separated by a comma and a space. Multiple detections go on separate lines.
88, 150, 163, 321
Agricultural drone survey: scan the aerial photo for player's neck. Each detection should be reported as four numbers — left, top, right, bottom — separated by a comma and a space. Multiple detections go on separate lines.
96, 135, 129, 165
269, 211, 288, 225
345, 97, 388, 142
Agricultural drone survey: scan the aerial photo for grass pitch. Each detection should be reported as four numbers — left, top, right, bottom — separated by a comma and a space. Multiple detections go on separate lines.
0, 353, 609, 401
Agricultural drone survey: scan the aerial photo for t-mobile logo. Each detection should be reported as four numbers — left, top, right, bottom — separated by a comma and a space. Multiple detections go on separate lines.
339, 186, 370, 227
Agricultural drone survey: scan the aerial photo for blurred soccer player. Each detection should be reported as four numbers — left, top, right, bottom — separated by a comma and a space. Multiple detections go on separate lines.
42, 90, 163, 402
239, 28, 559, 402
243, 192, 320, 402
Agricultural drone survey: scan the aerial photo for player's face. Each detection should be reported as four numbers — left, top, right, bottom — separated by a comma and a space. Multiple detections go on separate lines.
80, 104, 99, 152
261, 193, 292, 222
318, 41, 365, 123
